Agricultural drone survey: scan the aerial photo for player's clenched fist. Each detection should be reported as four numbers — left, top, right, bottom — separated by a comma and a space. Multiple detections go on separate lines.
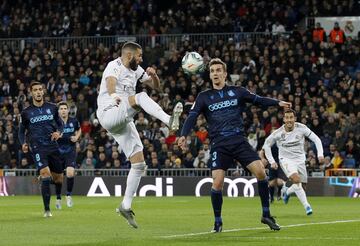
51, 131, 62, 141
177, 136, 187, 151
146, 67, 156, 77
279, 101, 292, 109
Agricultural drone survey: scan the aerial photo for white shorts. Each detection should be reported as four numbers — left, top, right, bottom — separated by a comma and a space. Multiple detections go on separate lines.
279, 160, 308, 183
97, 97, 142, 158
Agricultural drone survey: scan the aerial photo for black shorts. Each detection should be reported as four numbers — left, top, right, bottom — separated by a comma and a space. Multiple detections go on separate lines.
268, 166, 287, 181
62, 150, 77, 168
32, 148, 64, 173
209, 140, 260, 171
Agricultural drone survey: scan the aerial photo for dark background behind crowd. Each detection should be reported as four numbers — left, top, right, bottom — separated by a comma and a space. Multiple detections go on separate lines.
0, 0, 358, 172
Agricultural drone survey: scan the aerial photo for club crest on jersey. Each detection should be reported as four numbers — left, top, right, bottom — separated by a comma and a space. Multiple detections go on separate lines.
69, 123, 73, 127
227, 90, 235, 97
281, 133, 286, 140
46, 109, 51, 114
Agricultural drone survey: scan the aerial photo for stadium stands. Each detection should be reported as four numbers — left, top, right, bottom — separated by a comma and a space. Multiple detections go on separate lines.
0, 0, 358, 173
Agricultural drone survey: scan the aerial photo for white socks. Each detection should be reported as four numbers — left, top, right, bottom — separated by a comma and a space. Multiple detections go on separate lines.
122, 162, 146, 210
287, 183, 310, 209
135, 92, 170, 125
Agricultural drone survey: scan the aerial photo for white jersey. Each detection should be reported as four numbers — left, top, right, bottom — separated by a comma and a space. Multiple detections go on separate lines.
263, 123, 324, 165
97, 58, 150, 109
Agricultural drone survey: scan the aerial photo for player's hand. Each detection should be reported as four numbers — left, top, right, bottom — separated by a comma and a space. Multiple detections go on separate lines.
177, 136, 187, 151
146, 67, 157, 77
51, 131, 61, 141
279, 101, 292, 110
271, 162, 278, 170
318, 156, 325, 164
70, 136, 79, 143
22, 143, 29, 152
261, 158, 268, 167
110, 93, 121, 105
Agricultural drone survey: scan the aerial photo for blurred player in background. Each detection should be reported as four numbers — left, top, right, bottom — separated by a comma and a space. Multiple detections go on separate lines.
259, 145, 286, 203
178, 58, 291, 232
18, 81, 64, 217
96, 41, 183, 228
58, 101, 81, 208
263, 109, 324, 215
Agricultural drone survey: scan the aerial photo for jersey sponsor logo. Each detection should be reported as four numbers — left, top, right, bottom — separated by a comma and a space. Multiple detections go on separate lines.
208, 99, 238, 111
195, 177, 258, 197
63, 127, 75, 133
30, 114, 54, 123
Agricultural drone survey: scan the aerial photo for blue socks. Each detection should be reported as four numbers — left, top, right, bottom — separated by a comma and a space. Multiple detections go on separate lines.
211, 188, 223, 223
66, 177, 74, 196
258, 179, 271, 217
41, 177, 51, 211
55, 182, 62, 200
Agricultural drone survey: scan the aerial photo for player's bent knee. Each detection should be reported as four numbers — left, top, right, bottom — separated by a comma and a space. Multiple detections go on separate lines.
290, 174, 301, 183
131, 162, 146, 171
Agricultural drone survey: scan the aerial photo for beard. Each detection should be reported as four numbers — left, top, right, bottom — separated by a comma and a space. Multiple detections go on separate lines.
129, 58, 138, 71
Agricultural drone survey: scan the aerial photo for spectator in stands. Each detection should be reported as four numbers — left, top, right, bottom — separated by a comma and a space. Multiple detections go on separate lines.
331, 150, 343, 169
329, 22, 346, 47
312, 22, 327, 42
0, 144, 11, 169
333, 130, 347, 152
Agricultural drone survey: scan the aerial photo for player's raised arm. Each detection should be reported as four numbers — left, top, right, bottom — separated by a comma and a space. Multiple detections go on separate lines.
178, 94, 205, 150
240, 87, 291, 109
263, 132, 278, 166
142, 67, 161, 90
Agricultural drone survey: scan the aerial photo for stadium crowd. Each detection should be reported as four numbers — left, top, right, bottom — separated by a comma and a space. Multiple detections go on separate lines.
0, 0, 359, 38
0, 0, 359, 172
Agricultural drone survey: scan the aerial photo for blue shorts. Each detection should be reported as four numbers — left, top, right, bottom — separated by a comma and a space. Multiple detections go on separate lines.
32, 148, 64, 173
268, 166, 287, 181
209, 140, 260, 171
61, 150, 77, 168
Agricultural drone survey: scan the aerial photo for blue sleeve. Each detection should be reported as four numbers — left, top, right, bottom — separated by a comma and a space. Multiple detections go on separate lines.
54, 106, 64, 133
239, 87, 279, 106
180, 94, 204, 137
18, 112, 26, 145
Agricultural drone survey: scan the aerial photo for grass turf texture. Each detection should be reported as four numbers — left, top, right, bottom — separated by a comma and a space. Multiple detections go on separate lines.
0, 196, 359, 246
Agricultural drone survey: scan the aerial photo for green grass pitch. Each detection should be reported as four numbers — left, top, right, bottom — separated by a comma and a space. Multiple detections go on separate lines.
0, 196, 359, 246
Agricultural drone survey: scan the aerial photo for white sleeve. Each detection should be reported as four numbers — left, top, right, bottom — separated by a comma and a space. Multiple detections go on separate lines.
136, 66, 150, 83
103, 62, 119, 80
305, 127, 324, 158
263, 132, 277, 164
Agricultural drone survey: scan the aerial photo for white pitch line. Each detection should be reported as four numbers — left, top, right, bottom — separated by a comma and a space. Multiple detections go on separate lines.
160, 219, 360, 238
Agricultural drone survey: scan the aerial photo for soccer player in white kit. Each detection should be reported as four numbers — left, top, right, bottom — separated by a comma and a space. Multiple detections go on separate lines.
96, 42, 183, 228
263, 109, 324, 215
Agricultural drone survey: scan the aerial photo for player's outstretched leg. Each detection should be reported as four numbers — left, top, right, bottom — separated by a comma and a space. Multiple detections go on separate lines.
66, 167, 75, 208
117, 161, 146, 228
210, 188, 223, 233
292, 183, 312, 215
248, 161, 280, 231
41, 176, 52, 217
55, 182, 62, 209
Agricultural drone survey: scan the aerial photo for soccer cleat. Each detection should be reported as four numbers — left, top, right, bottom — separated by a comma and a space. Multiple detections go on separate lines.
306, 206, 313, 215
66, 196, 73, 208
281, 186, 290, 204
211, 222, 223, 233
169, 102, 183, 131
55, 199, 62, 210
116, 206, 138, 228
43, 210, 53, 218
261, 216, 281, 231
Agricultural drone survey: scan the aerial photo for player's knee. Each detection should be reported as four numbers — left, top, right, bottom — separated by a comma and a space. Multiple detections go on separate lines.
291, 174, 301, 183
131, 162, 146, 171
134, 92, 148, 105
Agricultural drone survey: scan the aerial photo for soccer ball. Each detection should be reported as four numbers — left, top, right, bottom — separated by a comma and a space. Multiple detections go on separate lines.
181, 52, 204, 75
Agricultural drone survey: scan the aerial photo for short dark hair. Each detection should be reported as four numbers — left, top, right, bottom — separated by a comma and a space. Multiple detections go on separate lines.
209, 58, 227, 72
121, 42, 141, 53
58, 101, 68, 108
29, 81, 42, 90
284, 109, 296, 116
